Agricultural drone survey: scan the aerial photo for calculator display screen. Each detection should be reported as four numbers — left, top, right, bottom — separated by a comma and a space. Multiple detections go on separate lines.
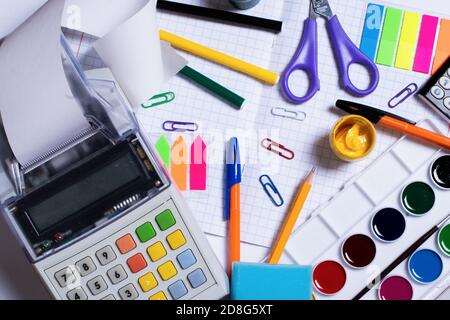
14, 138, 163, 254
27, 151, 142, 233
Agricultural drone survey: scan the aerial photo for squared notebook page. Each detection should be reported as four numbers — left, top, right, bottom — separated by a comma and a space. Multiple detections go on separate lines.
250, 0, 449, 246
65, 0, 449, 248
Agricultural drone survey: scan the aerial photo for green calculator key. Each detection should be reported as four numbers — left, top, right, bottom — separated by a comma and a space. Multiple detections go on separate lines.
135, 222, 156, 243
156, 210, 176, 231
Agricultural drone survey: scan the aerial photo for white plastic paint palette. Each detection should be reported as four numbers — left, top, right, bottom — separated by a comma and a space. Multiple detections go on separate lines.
285, 120, 450, 300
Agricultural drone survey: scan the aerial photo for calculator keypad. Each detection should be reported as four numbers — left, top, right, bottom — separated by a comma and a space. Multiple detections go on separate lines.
118, 284, 139, 300
87, 275, 108, 295
116, 234, 136, 254
431, 86, 445, 99
439, 76, 450, 90
96, 246, 116, 266
107, 265, 128, 285
444, 97, 450, 110
127, 253, 147, 273
45, 200, 214, 300
168, 280, 188, 299
67, 287, 88, 300
420, 64, 450, 121
76, 257, 97, 277
55, 266, 79, 288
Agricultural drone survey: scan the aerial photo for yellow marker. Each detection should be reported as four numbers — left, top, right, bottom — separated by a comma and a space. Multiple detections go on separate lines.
330, 115, 377, 162
268, 167, 316, 264
160, 30, 278, 85
395, 12, 421, 70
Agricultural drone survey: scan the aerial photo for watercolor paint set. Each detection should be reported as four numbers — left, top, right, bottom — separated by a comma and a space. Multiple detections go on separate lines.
285, 119, 450, 300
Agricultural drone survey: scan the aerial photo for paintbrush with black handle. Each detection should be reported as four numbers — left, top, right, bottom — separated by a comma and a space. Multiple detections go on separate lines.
353, 214, 450, 300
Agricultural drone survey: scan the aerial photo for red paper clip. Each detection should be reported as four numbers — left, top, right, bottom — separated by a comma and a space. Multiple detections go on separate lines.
261, 138, 295, 160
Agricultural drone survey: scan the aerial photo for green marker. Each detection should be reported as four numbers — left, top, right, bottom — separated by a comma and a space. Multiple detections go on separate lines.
376, 8, 403, 66
155, 135, 171, 169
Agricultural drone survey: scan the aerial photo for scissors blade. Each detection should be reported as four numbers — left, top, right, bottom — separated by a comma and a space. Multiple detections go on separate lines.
311, 0, 333, 20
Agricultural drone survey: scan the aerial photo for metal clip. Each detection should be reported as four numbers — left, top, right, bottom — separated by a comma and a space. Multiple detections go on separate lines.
261, 138, 295, 160
271, 107, 306, 121
142, 91, 175, 108
162, 120, 199, 132
259, 175, 284, 207
388, 83, 418, 108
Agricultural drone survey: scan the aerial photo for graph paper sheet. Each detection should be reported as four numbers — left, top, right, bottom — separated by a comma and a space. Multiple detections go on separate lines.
65, 0, 449, 248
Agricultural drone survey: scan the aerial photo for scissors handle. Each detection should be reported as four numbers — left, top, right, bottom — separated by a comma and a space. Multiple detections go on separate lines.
281, 18, 319, 104
327, 16, 379, 96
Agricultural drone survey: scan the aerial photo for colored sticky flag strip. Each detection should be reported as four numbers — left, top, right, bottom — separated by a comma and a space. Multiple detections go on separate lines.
376, 7, 403, 66
413, 15, 439, 74
433, 19, 450, 74
171, 136, 188, 191
155, 135, 171, 169
394, 12, 421, 70
190, 135, 207, 191
360, 3, 385, 61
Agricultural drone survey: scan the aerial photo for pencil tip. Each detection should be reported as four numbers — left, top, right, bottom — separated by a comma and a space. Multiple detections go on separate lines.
306, 167, 317, 182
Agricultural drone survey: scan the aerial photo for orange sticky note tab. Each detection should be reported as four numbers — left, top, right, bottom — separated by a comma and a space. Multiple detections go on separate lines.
171, 136, 188, 191
433, 19, 450, 74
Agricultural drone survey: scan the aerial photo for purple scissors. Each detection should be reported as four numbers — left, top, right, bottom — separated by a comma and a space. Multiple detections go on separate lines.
281, 0, 379, 104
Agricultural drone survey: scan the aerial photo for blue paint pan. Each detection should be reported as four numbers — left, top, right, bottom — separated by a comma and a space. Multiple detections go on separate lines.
408, 249, 443, 284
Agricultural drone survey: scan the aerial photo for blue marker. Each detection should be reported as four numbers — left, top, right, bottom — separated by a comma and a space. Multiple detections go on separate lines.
360, 3, 385, 61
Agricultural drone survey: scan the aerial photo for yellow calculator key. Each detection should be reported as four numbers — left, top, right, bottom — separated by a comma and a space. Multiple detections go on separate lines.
157, 261, 177, 281
138, 272, 158, 292
166, 229, 186, 250
149, 291, 167, 300
147, 242, 167, 262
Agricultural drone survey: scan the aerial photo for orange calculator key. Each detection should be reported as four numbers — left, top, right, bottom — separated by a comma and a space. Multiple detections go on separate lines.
116, 234, 136, 254
127, 253, 148, 273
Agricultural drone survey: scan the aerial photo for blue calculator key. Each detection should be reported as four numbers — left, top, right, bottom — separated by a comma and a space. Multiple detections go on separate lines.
168, 280, 188, 300
176, 249, 197, 270
187, 268, 207, 289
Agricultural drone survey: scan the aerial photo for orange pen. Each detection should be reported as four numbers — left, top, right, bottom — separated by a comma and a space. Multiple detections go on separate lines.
226, 138, 241, 274
336, 100, 450, 150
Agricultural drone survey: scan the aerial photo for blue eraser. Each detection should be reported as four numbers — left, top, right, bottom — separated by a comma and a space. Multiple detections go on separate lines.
231, 262, 312, 300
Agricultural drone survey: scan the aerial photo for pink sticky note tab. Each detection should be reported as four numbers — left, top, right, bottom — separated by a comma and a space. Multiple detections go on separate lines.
413, 15, 439, 74
190, 136, 206, 191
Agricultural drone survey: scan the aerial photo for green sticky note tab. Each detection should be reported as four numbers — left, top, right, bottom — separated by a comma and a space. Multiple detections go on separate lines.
376, 8, 403, 66
155, 135, 171, 169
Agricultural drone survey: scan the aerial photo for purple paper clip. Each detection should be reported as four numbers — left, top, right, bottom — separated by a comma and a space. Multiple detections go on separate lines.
162, 120, 199, 132
388, 83, 418, 108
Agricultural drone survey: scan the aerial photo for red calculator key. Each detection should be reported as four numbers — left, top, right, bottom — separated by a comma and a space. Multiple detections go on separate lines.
116, 234, 136, 254
127, 253, 147, 273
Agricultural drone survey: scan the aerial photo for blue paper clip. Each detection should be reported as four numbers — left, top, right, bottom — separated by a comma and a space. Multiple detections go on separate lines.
259, 175, 284, 207
142, 91, 175, 108
388, 83, 418, 108
162, 120, 199, 132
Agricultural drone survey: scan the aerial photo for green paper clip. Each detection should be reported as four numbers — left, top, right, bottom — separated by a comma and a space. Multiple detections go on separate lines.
142, 91, 175, 108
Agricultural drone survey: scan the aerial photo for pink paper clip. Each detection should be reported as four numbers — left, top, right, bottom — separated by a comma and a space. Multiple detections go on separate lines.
261, 138, 295, 160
